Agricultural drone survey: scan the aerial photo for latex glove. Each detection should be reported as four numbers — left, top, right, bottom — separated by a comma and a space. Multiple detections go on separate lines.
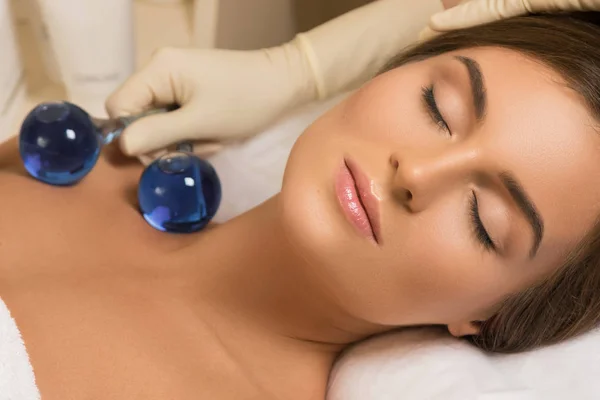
105, 44, 318, 157
107, 0, 443, 158
422, 0, 600, 38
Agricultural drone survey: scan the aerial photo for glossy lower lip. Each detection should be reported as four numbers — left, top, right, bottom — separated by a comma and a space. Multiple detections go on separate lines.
335, 158, 381, 244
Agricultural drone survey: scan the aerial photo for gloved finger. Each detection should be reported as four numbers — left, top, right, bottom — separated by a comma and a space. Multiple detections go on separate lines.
418, 26, 441, 41
105, 52, 181, 118
137, 152, 164, 167
429, 0, 528, 31
118, 105, 206, 156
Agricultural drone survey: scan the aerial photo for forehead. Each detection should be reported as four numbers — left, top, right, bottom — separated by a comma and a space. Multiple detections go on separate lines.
452, 47, 600, 263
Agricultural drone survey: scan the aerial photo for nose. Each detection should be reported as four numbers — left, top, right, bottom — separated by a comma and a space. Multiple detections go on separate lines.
389, 148, 480, 212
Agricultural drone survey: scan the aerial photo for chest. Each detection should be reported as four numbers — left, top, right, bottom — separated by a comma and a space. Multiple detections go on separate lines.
1, 273, 272, 400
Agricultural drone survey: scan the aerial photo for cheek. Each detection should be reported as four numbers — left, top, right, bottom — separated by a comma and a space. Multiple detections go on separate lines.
387, 200, 515, 324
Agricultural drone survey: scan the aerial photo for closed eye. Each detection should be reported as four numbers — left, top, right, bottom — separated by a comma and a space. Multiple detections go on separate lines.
469, 191, 496, 251
421, 85, 451, 135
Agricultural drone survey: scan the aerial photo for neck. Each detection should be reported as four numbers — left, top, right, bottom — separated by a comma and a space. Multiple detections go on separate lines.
180, 195, 386, 349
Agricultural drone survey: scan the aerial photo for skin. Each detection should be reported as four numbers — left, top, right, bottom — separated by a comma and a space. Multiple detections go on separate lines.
0, 47, 599, 399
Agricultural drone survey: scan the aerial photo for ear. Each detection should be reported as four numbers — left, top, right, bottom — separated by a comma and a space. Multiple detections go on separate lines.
447, 321, 482, 337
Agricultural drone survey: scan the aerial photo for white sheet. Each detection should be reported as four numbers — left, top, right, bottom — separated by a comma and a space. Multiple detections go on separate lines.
328, 327, 600, 399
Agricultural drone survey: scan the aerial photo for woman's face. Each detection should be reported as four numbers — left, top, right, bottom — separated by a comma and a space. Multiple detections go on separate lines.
280, 47, 600, 334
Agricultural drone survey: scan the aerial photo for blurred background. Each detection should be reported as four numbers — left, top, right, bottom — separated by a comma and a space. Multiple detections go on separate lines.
0, 0, 373, 141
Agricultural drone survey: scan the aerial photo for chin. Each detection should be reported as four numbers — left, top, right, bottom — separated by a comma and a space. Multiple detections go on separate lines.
279, 188, 402, 324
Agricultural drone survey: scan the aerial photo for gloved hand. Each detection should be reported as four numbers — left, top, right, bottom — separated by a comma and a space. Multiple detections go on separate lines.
105, 45, 318, 157
107, 0, 444, 159
421, 0, 600, 38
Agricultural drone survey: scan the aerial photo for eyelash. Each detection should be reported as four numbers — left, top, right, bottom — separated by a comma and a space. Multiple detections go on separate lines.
469, 191, 496, 251
421, 85, 451, 135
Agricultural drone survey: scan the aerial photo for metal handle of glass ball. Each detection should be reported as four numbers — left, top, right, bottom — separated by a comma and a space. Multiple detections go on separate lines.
18, 101, 222, 233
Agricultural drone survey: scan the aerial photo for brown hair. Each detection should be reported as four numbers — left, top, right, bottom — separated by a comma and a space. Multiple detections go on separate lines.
381, 13, 600, 353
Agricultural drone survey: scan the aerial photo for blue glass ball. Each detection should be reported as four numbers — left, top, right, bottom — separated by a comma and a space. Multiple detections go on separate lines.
19, 102, 101, 186
138, 151, 222, 233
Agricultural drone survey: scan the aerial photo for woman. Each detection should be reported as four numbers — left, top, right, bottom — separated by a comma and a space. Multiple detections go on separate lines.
1, 13, 600, 400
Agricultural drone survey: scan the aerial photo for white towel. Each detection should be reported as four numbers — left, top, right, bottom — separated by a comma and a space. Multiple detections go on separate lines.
0, 297, 40, 400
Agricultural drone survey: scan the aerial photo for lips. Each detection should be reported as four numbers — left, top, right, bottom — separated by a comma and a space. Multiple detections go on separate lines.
335, 158, 381, 244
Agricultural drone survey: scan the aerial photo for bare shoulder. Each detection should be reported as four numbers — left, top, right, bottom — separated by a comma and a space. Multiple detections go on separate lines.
0, 138, 258, 400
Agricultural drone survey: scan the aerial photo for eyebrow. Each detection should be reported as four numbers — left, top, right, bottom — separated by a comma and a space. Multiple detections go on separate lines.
499, 172, 545, 258
454, 56, 487, 121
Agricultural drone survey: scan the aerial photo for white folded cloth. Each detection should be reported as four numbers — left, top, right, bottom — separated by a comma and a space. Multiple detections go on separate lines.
0, 296, 40, 400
